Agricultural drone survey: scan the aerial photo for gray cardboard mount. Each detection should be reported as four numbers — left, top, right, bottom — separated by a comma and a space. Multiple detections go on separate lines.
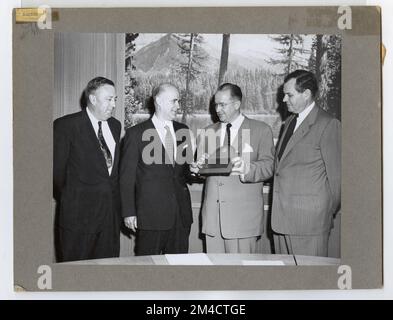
13, 6, 382, 291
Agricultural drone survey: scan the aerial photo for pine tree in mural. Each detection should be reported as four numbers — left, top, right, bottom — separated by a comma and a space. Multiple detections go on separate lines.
173, 33, 208, 122
268, 34, 311, 76
309, 34, 341, 120
223, 68, 281, 115
309, 35, 323, 82
124, 33, 142, 129
218, 34, 231, 85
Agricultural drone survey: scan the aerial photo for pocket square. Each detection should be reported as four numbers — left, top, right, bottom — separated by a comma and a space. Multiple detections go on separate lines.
242, 143, 253, 153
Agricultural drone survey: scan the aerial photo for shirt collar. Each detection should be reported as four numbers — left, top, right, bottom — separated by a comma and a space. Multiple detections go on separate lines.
152, 113, 173, 129
297, 101, 315, 121
221, 113, 244, 129
86, 106, 107, 125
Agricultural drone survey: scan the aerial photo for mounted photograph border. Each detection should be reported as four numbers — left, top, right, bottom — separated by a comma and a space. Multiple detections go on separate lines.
13, 6, 382, 291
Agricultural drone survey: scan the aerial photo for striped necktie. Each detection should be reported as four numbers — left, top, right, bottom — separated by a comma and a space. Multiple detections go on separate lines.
164, 124, 174, 166
97, 121, 112, 168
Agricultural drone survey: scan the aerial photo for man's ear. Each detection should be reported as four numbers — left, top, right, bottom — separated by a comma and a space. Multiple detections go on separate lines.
89, 94, 96, 105
154, 96, 162, 110
303, 89, 312, 100
234, 100, 241, 111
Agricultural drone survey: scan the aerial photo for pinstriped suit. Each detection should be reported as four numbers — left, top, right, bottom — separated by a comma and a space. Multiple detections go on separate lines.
53, 110, 121, 262
271, 105, 341, 256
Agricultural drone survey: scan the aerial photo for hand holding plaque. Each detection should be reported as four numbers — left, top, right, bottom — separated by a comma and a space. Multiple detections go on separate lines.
197, 145, 237, 176
230, 156, 250, 176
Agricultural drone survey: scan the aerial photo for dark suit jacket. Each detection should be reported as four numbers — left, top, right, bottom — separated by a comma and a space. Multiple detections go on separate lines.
271, 105, 341, 236
53, 109, 121, 234
120, 119, 193, 231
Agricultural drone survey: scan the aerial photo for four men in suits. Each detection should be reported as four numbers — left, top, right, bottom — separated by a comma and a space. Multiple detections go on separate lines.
120, 83, 194, 255
53, 70, 341, 260
192, 83, 275, 253
271, 70, 341, 257
53, 77, 121, 262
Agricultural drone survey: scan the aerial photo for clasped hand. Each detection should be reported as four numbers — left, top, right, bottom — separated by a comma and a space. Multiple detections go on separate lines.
124, 216, 137, 232
190, 153, 209, 174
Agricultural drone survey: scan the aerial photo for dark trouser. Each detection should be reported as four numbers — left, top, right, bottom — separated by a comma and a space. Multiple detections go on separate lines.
273, 232, 329, 257
57, 213, 120, 262
136, 210, 190, 256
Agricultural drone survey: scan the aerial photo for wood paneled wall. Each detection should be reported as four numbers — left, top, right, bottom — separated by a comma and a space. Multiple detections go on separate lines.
54, 33, 125, 127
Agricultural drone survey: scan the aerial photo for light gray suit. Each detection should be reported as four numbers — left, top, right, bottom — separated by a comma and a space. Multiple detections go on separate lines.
200, 116, 275, 253
271, 105, 341, 256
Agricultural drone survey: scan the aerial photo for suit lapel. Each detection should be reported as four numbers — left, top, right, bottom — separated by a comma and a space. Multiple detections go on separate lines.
173, 121, 183, 148
144, 117, 162, 145
173, 121, 184, 165
234, 116, 250, 156
108, 118, 120, 144
81, 109, 109, 175
107, 117, 120, 176
146, 118, 165, 162
203, 122, 221, 156
277, 106, 319, 168
275, 115, 294, 156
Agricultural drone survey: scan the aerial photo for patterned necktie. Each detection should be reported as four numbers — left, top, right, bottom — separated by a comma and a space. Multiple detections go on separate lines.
97, 121, 112, 169
277, 114, 298, 161
164, 124, 174, 166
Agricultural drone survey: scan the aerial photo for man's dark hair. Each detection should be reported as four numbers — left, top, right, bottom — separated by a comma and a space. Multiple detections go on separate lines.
284, 70, 318, 98
84, 77, 115, 103
217, 83, 243, 102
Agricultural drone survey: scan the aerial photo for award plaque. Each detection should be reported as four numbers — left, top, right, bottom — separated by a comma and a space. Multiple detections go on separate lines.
198, 145, 236, 176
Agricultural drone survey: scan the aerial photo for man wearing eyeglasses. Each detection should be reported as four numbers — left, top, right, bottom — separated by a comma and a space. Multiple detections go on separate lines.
192, 83, 275, 253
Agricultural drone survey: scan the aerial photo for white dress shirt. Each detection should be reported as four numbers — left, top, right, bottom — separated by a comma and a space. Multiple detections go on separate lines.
294, 101, 315, 132
86, 107, 116, 175
219, 113, 245, 147
152, 114, 177, 160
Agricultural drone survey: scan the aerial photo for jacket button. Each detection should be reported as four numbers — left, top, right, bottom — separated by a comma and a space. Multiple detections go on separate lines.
275, 172, 279, 177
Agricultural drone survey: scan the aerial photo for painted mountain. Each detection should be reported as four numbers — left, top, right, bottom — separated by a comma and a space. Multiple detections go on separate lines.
133, 34, 214, 74
133, 33, 273, 75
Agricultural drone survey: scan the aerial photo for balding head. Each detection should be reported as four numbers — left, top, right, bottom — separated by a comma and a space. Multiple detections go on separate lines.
153, 83, 177, 100
152, 83, 180, 121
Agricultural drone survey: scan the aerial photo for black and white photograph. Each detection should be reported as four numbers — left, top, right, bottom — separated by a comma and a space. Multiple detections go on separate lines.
11, 6, 383, 291
53, 32, 342, 266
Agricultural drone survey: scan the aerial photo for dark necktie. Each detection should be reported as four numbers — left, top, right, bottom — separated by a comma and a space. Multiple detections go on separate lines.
223, 123, 232, 162
97, 121, 112, 169
277, 114, 298, 161
223, 123, 232, 149
164, 124, 174, 166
